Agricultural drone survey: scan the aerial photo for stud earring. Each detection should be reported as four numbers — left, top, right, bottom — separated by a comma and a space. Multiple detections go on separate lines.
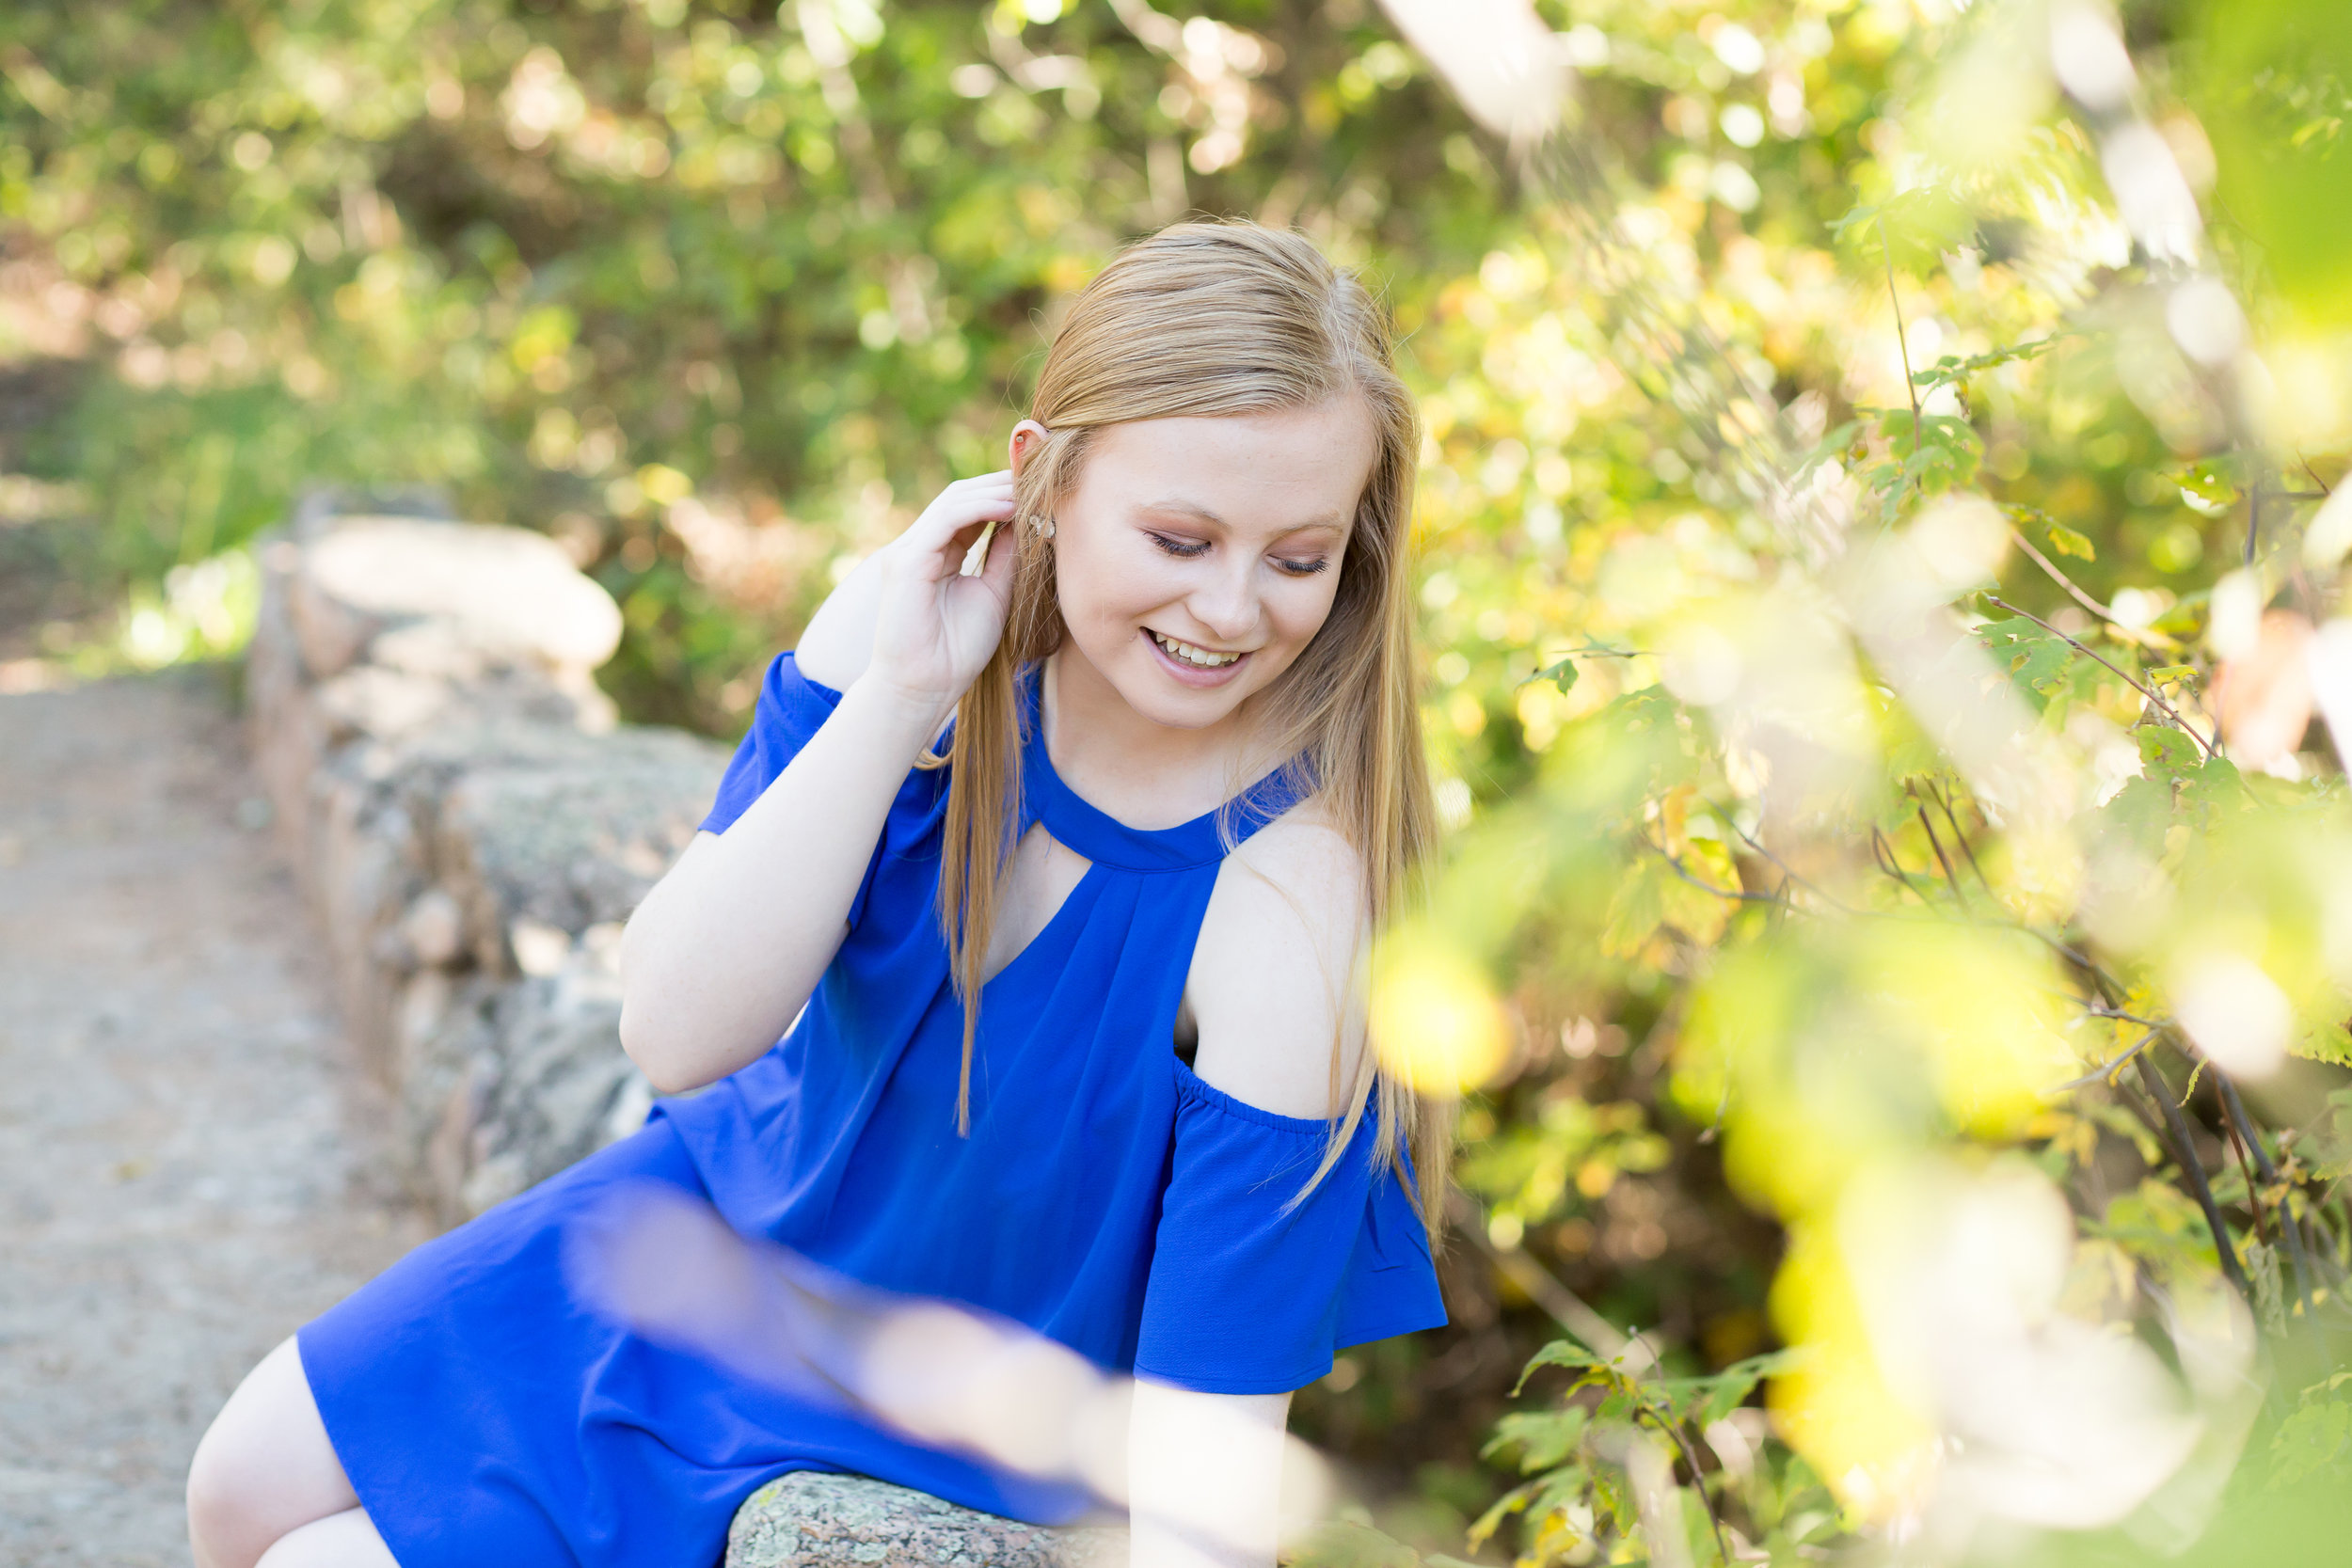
1033, 515, 1057, 540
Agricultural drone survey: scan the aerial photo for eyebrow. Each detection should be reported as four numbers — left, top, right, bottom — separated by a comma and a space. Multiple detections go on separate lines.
1137, 499, 1350, 535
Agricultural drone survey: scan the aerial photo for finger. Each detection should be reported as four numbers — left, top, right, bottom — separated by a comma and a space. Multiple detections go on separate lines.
903, 493, 1016, 577
903, 482, 1016, 556
975, 512, 1022, 597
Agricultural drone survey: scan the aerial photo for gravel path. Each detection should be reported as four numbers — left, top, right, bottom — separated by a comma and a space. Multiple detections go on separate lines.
0, 671, 428, 1567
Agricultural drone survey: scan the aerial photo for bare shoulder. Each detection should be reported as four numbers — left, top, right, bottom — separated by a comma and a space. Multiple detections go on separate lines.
1184, 797, 1371, 1119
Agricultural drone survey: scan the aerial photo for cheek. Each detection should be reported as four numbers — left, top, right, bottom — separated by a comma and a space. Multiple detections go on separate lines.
1266, 574, 1343, 648
1055, 536, 1172, 641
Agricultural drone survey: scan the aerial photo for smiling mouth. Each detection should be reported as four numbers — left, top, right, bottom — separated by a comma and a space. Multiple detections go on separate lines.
1147, 629, 1247, 669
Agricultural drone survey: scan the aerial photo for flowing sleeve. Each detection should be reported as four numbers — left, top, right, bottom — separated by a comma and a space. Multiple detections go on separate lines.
1132, 1061, 1449, 1395
698, 651, 945, 930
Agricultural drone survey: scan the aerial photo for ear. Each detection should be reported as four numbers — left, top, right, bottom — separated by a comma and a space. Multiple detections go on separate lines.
1008, 420, 1051, 477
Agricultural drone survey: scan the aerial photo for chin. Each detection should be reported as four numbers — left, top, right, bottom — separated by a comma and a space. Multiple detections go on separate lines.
1112, 665, 1255, 730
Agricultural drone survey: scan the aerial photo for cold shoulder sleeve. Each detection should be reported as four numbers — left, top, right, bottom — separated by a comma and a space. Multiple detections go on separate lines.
700, 651, 847, 835
698, 651, 946, 930
1132, 1060, 1448, 1395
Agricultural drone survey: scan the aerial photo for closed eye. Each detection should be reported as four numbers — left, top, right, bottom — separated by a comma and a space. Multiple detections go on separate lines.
1147, 531, 1330, 577
1145, 531, 1210, 560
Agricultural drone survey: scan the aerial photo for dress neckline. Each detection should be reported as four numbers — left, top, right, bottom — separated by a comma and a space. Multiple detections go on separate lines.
1017, 660, 1309, 874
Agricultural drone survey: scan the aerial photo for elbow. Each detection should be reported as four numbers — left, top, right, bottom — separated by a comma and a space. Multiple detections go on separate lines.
616, 914, 699, 1096
618, 994, 705, 1098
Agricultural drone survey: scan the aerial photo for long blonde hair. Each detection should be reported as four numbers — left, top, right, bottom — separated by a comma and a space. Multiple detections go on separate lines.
935, 219, 1452, 1241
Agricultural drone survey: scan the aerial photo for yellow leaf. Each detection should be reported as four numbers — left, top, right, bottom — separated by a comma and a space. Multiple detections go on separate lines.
2046, 521, 2096, 560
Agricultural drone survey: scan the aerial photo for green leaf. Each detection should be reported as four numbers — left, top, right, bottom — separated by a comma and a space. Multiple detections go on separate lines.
1834, 186, 1980, 273
1695, 1349, 1806, 1427
2269, 1382, 2352, 1490
2295, 1022, 2352, 1067
2173, 459, 2242, 509
1466, 1482, 1534, 1551
1977, 616, 2078, 705
1483, 1408, 1591, 1472
1909, 333, 2074, 392
2046, 522, 2096, 560
1512, 1338, 1607, 1395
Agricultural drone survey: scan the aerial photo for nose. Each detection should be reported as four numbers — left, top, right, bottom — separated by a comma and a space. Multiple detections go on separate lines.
1186, 556, 1261, 644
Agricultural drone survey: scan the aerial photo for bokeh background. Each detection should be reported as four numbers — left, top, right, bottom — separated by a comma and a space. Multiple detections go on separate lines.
6, 0, 2352, 1562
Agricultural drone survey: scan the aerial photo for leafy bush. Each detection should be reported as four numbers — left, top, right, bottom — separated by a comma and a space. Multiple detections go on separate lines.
8, 1, 2352, 1562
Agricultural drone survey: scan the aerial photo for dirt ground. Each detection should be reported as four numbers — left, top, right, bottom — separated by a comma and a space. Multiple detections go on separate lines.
0, 670, 429, 1567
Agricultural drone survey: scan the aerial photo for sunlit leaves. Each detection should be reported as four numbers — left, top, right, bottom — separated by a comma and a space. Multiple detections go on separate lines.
1677, 922, 2075, 1221
1370, 933, 1515, 1096
1977, 614, 2100, 713
2186, 0, 2352, 330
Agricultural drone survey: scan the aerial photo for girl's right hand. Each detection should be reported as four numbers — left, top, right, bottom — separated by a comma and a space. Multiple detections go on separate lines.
863, 471, 1020, 715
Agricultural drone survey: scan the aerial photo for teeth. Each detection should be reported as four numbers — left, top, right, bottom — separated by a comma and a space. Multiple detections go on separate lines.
1151, 631, 1241, 669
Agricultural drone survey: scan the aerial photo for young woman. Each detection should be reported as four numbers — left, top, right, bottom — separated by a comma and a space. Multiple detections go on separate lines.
187, 220, 1454, 1568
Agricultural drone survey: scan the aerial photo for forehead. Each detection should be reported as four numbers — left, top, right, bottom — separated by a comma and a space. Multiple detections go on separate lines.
1074, 400, 1378, 537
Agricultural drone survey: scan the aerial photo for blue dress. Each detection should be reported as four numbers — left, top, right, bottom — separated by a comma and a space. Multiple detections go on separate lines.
298, 652, 1448, 1568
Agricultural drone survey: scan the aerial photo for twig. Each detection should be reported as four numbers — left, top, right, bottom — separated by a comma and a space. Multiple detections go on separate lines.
1983, 594, 2217, 756
1446, 1188, 1636, 1362
2005, 524, 2117, 622
1638, 1405, 1735, 1568
1915, 800, 1970, 910
1870, 826, 1929, 902
2225, 1109, 2272, 1245
1645, 839, 1778, 904
2084, 1006, 2167, 1028
2301, 455, 2332, 498
1724, 817, 1854, 913
2246, 481, 2263, 568
2136, 1053, 2252, 1300
1880, 214, 1922, 434
2048, 1026, 2162, 1093
2217, 1074, 2317, 1314
1929, 781, 1994, 895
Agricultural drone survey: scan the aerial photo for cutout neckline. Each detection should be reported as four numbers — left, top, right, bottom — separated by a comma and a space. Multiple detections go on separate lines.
1018, 661, 1308, 874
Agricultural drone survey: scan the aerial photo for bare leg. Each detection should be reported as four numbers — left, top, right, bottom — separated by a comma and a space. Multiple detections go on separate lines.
188, 1337, 369, 1568
256, 1509, 400, 1568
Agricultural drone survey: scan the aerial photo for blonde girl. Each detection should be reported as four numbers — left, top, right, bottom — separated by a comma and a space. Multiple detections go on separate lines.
189, 219, 1453, 1568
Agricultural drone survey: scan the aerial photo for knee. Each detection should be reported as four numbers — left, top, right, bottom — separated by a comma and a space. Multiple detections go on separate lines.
187, 1338, 320, 1568
187, 1410, 258, 1568
188, 1390, 270, 1568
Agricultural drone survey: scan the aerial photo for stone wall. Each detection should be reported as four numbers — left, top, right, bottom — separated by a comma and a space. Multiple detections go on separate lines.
246, 489, 731, 1223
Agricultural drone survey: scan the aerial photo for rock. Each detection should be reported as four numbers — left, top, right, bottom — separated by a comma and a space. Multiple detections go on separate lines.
402, 889, 466, 969
726, 1472, 1128, 1568
292, 516, 625, 681
247, 489, 732, 1224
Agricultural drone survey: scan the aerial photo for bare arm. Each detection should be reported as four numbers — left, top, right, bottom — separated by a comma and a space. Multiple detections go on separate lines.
1128, 1380, 1293, 1568
1121, 811, 1368, 1565
618, 473, 1018, 1094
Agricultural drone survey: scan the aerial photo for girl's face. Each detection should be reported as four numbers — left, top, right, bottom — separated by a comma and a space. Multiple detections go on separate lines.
1033, 399, 1378, 733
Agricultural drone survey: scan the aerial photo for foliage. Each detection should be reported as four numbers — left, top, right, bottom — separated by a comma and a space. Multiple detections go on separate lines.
11, 1, 2352, 1565
1471, 1338, 1821, 1566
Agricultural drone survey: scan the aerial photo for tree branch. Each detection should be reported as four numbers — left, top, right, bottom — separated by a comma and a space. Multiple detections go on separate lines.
2005, 523, 2116, 622
2136, 1053, 2252, 1300
2048, 1026, 2163, 1093
1982, 594, 2217, 757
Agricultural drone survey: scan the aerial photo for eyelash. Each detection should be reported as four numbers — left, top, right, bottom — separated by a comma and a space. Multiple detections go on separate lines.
1145, 531, 1329, 577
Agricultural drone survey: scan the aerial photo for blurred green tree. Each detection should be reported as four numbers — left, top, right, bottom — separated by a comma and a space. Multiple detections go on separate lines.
8, 1, 2352, 1563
